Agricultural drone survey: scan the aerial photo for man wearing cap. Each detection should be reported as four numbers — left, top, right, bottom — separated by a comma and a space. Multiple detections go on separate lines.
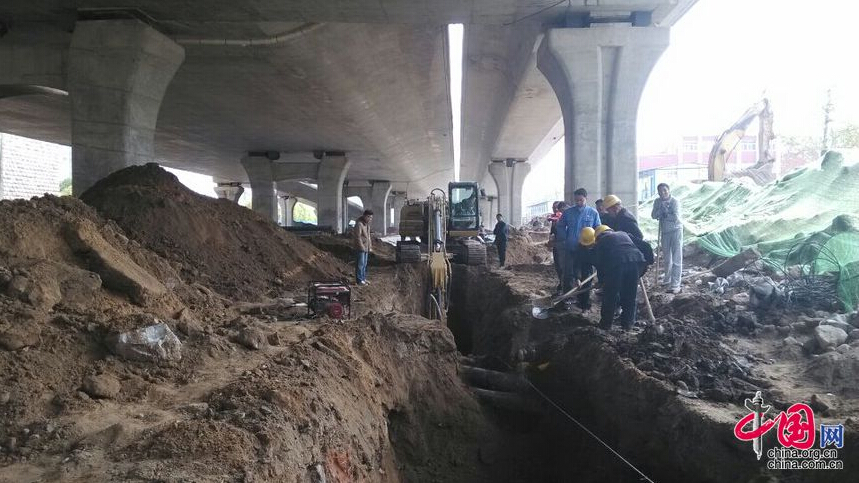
556, 188, 601, 311
602, 195, 643, 240
580, 225, 645, 330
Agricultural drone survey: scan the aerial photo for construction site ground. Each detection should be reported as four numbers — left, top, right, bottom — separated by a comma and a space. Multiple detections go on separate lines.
1, 164, 857, 482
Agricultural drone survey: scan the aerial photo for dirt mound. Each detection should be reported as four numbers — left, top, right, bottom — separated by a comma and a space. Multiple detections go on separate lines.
488, 229, 551, 266
81, 163, 349, 301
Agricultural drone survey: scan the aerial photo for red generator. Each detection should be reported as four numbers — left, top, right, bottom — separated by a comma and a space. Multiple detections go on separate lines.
307, 281, 351, 319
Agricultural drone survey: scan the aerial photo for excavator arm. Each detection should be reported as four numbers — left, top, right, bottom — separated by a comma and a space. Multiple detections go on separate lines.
708, 98, 774, 181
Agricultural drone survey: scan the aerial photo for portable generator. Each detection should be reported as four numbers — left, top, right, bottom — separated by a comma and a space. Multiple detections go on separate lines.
307, 281, 351, 319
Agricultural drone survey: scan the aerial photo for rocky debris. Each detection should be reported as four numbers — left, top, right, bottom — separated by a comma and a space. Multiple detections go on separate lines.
810, 393, 834, 412
64, 219, 166, 305
0, 321, 41, 351
82, 374, 121, 399
814, 325, 848, 350
235, 326, 267, 350
712, 247, 761, 278
108, 322, 182, 363
847, 329, 859, 343
174, 307, 203, 337
821, 318, 853, 334
748, 277, 781, 309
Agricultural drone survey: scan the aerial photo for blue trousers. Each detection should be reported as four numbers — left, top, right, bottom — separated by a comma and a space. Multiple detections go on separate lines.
356, 250, 368, 283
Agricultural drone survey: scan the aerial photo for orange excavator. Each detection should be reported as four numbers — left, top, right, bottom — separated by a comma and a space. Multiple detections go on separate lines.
708, 98, 775, 183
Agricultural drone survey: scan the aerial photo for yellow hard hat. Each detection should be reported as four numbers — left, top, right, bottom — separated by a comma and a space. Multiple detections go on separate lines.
603, 194, 621, 209
595, 224, 612, 236
579, 227, 596, 247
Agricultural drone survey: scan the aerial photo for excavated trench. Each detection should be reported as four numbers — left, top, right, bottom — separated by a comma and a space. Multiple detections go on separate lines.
444, 264, 850, 483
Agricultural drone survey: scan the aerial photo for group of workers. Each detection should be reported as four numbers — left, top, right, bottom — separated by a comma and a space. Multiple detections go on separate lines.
544, 183, 683, 330
352, 182, 683, 330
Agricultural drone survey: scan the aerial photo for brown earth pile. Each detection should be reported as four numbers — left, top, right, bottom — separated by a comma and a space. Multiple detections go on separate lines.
80, 163, 349, 301
0, 184, 525, 483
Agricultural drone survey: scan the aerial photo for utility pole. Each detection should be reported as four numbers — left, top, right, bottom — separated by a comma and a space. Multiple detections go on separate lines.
822, 89, 834, 155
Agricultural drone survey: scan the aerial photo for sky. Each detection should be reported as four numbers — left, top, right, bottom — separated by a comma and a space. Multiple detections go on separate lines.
523, 0, 859, 205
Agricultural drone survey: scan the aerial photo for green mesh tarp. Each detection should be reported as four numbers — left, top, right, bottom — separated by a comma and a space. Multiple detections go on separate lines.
638, 151, 859, 310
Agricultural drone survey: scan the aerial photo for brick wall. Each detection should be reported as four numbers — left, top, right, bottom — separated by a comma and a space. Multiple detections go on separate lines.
0, 133, 69, 200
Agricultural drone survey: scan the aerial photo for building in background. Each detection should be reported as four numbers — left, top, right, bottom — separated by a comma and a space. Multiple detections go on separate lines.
638, 134, 760, 199
0, 133, 68, 200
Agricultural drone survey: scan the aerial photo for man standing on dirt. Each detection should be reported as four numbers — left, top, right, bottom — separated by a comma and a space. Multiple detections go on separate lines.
651, 183, 683, 293
493, 213, 509, 267
556, 188, 601, 311
548, 201, 568, 294
353, 210, 373, 286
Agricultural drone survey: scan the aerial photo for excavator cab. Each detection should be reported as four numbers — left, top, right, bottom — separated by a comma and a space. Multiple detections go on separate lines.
447, 182, 486, 265
448, 182, 480, 235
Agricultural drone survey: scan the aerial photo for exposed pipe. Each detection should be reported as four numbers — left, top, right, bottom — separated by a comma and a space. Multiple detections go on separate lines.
175, 23, 323, 47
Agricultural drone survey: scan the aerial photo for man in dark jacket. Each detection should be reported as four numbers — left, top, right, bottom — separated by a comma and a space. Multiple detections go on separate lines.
493, 214, 509, 267
580, 225, 645, 330
602, 195, 643, 240
548, 201, 568, 293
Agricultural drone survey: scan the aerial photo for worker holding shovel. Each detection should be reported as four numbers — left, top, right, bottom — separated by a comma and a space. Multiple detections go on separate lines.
580, 225, 646, 331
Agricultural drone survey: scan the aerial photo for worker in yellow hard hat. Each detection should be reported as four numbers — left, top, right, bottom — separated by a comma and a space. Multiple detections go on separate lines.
602, 195, 643, 240
579, 226, 596, 247
594, 224, 612, 237
587, 227, 647, 331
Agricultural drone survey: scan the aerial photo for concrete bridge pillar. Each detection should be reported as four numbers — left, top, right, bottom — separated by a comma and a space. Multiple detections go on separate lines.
68, 20, 184, 195
369, 181, 392, 235
278, 194, 297, 226
317, 153, 350, 233
214, 182, 244, 203
537, 25, 668, 209
488, 160, 530, 227
390, 191, 407, 233
241, 154, 277, 222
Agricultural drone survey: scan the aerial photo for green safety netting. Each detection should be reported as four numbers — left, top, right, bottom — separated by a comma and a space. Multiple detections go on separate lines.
638, 151, 859, 311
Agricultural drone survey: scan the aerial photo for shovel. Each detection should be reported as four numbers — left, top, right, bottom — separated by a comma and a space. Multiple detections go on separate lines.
531, 272, 597, 319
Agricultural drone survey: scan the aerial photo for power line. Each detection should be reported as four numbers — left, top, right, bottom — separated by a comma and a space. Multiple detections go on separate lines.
523, 378, 657, 483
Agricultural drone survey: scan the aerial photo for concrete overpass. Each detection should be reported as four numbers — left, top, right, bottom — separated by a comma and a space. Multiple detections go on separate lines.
0, 0, 697, 232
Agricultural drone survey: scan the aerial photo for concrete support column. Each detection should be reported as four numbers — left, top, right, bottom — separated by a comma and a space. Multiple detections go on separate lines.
510, 162, 530, 226
278, 194, 297, 226
488, 161, 511, 223
214, 182, 244, 203
342, 193, 351, 231
537, 25, 669, 209
488, 160, 530, 226
369, 181, 392, 235
68, 20, 184, 195
241, 155, 277, 222
391, 192, 406, 232
318, 153, 350, 233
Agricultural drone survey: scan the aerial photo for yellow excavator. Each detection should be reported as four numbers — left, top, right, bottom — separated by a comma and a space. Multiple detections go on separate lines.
708, 98, 775, 183
396, 182, 487, 321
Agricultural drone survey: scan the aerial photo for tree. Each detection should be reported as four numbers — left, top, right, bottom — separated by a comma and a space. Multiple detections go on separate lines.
59, 177, 72, 196
834, 124, 859, 149
293, 202, 317, 224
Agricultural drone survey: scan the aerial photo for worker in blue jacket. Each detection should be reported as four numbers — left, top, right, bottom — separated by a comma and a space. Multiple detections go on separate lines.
555, 188, 601, 311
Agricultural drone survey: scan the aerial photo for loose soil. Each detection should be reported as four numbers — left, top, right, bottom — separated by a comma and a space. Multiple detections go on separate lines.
3, 166, 857, 482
